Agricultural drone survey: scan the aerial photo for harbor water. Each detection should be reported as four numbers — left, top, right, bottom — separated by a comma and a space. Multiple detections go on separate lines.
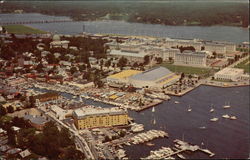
35, 85, 250, 159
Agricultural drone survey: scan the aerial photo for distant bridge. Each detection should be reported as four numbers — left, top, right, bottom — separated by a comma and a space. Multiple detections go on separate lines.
0, 19, 74, 25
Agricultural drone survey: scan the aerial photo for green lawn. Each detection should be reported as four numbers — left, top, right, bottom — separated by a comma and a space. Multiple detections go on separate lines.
160, 63, 213, 76
234, 58, 250, 73
3, 25, 47, 34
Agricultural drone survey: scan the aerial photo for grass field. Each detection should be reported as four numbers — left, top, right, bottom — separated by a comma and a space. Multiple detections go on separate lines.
4, 25, 47, 34
234, 58, 250, 73
160, 63, 212, 76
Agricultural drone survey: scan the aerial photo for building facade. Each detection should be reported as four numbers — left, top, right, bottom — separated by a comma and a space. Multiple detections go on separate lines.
174, 51, 207, 67
73, 107, 128, 129
214, 68, 245, 82
33, 92, 60, 103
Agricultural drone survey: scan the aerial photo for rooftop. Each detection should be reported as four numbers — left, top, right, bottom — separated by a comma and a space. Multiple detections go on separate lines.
109, 49, 148, 58
130, 66, 173, 81
215, 67, 244, 76
73, 106, 127, 119
24, 115, 48, 125
107, 70, 142, 79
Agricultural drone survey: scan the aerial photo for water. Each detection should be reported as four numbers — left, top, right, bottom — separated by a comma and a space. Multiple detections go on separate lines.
126, 85, 250, 159
0, 13, 249, 43
35, 85, 250, 159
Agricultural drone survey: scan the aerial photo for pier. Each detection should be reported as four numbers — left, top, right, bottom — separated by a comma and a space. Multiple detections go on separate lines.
142, 139, 215, 159
134, 100, 163, 112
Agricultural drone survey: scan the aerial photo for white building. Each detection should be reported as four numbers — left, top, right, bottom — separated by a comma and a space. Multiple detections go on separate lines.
50, 34, 69, 49
129, 67, 180, 89
174, 51, 207, 67
214, 68, 245, 82
108, 49, 148, 64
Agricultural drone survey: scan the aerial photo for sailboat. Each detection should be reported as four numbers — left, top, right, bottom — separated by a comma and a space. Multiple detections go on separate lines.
152, 107, 155, 113
153, 118, 156, 125
187, 105, 192, 112
210, 104, 215, 113
210, 108, 215, 113
223, 101, 231, 109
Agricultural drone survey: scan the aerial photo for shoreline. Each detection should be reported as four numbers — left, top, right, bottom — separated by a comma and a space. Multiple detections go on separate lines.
0, 12, 248, 29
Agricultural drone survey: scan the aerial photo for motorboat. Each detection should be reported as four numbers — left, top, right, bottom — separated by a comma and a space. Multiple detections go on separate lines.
230, 116, 237, 120
222, 114, 230, 119
177, 153, 186, 159
174, 101, 180, 104
210, 118, 219, 122
187, 105, 192, 112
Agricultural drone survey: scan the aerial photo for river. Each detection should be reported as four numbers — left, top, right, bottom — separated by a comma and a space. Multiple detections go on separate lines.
0, 13, 249, 43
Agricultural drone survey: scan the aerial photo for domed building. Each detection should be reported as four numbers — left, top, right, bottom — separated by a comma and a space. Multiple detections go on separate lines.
50, 34, 69, 49
52, 34, 61, 41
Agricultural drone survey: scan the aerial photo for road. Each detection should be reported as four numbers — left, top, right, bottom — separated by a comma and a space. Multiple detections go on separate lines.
38, 106, 95, 159
227, 55, 249, 68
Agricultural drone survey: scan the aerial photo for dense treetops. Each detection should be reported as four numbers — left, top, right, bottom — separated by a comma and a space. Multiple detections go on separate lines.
2, 1, 249, 27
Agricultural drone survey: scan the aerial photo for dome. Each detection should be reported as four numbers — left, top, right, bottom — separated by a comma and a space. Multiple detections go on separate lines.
52, 34, 60, 41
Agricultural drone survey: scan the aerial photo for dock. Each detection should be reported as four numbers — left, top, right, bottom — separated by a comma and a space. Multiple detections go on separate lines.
134, 100, 163, 112
141, 139, 215, 159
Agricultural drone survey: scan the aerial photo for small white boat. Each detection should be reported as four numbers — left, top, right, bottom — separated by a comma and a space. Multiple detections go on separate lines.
210, 108, 215, 112
210, 117, 219, 122
230, 116, 237, 120
153, 119, 156, 125
177, 153, 186, 159
223, 105, 231, 109
174, 101, 180, 104
152, 107, 155, 112
222, 114, 230, 119
223, 101, 231, 109
199, 126, 206, 129
187, 105, 192, 112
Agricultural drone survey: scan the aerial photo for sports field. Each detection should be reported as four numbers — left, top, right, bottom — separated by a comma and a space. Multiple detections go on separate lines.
3, 24, 47, 34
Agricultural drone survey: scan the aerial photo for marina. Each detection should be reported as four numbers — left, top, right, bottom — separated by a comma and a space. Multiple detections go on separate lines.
141, 139, 215, 159
105, 130, 168, 147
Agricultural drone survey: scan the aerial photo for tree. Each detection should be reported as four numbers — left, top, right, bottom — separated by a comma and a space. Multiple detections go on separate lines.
59, 128, 73, 147
143, 55, 150, 65
7, 127, 16, 145
156, 57, 163, 64
36, 63, 44, 73
133, 62, 139, 68
70, 66, 77, 75
105, 60, 111, 68
78, 65, 86, 72
0, 105, 7, 116
180, 73, 185, 80
7, 105, 14, 113
117, 57, 128, 69
212, 52, 217, 58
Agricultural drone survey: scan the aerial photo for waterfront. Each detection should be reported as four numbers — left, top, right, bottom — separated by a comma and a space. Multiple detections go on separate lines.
35, 85, 249, 159
0, 13, 249, 43
1, 11, 249, 159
